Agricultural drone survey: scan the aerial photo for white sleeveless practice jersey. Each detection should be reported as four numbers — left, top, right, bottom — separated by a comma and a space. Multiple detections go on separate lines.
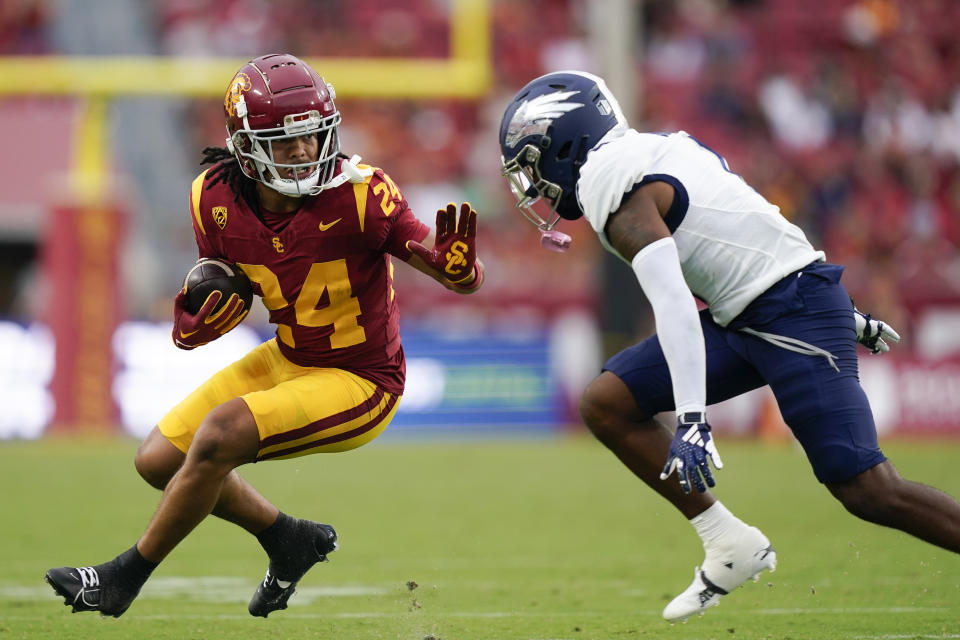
577, 129, 825, 326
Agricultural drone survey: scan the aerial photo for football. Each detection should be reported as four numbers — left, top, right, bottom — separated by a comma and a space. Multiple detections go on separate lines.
182, 258, 254, 315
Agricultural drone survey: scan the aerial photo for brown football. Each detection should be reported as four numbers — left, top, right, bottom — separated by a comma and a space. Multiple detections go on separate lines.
183, 258, 253, 315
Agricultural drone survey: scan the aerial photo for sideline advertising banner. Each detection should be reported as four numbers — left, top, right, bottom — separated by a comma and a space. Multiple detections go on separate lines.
1, 319, 958, 440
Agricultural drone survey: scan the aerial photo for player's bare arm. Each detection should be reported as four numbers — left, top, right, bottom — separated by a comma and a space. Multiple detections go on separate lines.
603, 180, 675, 261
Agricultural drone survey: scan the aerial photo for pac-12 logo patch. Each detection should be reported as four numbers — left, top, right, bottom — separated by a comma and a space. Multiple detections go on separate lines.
212, 206, 228, 230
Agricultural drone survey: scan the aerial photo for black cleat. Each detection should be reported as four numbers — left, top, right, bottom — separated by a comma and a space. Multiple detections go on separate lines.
249, 569, 299, 617
45, 563, 138, 618
248, 522, 338, 618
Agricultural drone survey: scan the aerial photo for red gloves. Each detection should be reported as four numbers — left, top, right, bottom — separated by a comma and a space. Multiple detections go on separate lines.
407, 202, 482, 293
172, 289, 248, 350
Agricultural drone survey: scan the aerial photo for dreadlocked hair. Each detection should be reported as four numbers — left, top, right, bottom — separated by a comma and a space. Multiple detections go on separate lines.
199, 146, 352, 213
200, 146, 260, 212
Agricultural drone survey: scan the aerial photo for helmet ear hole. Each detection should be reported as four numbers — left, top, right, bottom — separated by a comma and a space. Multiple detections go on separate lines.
574, 134, 590, 166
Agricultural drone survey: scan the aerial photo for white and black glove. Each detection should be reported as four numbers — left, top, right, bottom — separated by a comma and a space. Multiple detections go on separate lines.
660, 412, 724, 493
854, 308, 901, 354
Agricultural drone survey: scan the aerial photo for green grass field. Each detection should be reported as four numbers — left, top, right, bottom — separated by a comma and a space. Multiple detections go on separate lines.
1, 434, 958, 639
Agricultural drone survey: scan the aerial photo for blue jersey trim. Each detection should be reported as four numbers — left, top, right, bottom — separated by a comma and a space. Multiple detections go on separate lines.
622, 174, 689, 233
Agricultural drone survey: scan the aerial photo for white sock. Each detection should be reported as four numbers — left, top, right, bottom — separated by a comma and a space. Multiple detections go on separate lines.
689, 501, 745, 548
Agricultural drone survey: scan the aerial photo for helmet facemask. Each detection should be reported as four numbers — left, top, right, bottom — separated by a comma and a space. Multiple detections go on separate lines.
228, 95, 341, 198
501, 144, 565, 233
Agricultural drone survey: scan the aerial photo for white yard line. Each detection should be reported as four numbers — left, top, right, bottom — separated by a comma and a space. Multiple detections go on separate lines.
0, 576, 386, 604
6, 577, 955, 624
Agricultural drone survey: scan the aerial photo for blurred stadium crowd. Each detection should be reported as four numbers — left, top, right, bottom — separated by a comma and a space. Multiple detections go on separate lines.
1, 0, 958, 355
639, 0, 960, 349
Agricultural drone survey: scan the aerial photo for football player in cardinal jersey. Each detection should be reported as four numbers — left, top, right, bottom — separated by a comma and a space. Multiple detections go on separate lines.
45, 53, 483, 619
498, 71, 959, 622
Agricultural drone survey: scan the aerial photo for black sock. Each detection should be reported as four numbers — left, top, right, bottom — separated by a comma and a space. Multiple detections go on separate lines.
256, 511, 298, 561
114, 545, 158, 591
256, 512, 329, 581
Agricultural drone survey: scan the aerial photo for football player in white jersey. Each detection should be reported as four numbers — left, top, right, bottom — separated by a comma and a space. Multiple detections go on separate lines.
499, 70, 960, 622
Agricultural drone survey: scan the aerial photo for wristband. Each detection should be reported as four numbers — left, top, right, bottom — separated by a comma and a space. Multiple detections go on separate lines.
449, 261, 484, 293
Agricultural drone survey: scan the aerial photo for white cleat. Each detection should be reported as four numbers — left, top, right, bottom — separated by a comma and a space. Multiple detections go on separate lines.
662, 526, 777, 623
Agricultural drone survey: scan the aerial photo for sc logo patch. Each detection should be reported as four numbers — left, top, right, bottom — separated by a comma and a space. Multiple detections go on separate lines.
444, 241, 469, 276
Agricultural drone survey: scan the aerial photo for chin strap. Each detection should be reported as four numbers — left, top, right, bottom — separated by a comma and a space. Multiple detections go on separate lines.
266, 155, 374, 198
318, 155, 374, 192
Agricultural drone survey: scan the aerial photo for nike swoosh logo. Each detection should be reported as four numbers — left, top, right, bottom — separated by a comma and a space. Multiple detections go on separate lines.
318, 218, 342, 231
178, 329, 199, 338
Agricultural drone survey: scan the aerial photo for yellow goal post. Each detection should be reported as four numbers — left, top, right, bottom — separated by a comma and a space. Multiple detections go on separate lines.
0, 0, 491, 99
0, 0, 491, 201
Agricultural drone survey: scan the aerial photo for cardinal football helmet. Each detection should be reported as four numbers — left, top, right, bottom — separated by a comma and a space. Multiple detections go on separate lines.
224, 53, 341, 197
499, 70, 628, 232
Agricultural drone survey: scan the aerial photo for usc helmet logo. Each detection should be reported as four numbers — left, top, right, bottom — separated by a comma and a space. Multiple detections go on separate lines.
224, 73, 251, 116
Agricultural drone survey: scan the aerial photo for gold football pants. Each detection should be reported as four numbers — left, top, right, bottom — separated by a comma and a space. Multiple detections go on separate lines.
158, 339, 400, 460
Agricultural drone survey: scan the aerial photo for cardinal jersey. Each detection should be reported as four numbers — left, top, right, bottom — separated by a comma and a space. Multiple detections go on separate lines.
188, 161, 429, 394
577, 130, 825, 326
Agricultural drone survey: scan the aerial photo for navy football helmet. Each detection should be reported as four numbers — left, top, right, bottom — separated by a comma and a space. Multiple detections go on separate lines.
499, 70, 628, 233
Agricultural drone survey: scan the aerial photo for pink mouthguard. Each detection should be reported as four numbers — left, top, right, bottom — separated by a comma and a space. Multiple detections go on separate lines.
540, 230, 572, 253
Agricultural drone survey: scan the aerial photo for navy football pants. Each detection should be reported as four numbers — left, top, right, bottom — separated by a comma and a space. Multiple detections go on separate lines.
604, 262, 886, 483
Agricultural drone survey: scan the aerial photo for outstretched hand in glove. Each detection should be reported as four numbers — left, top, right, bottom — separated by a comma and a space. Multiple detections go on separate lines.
407, 202, 483, 293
